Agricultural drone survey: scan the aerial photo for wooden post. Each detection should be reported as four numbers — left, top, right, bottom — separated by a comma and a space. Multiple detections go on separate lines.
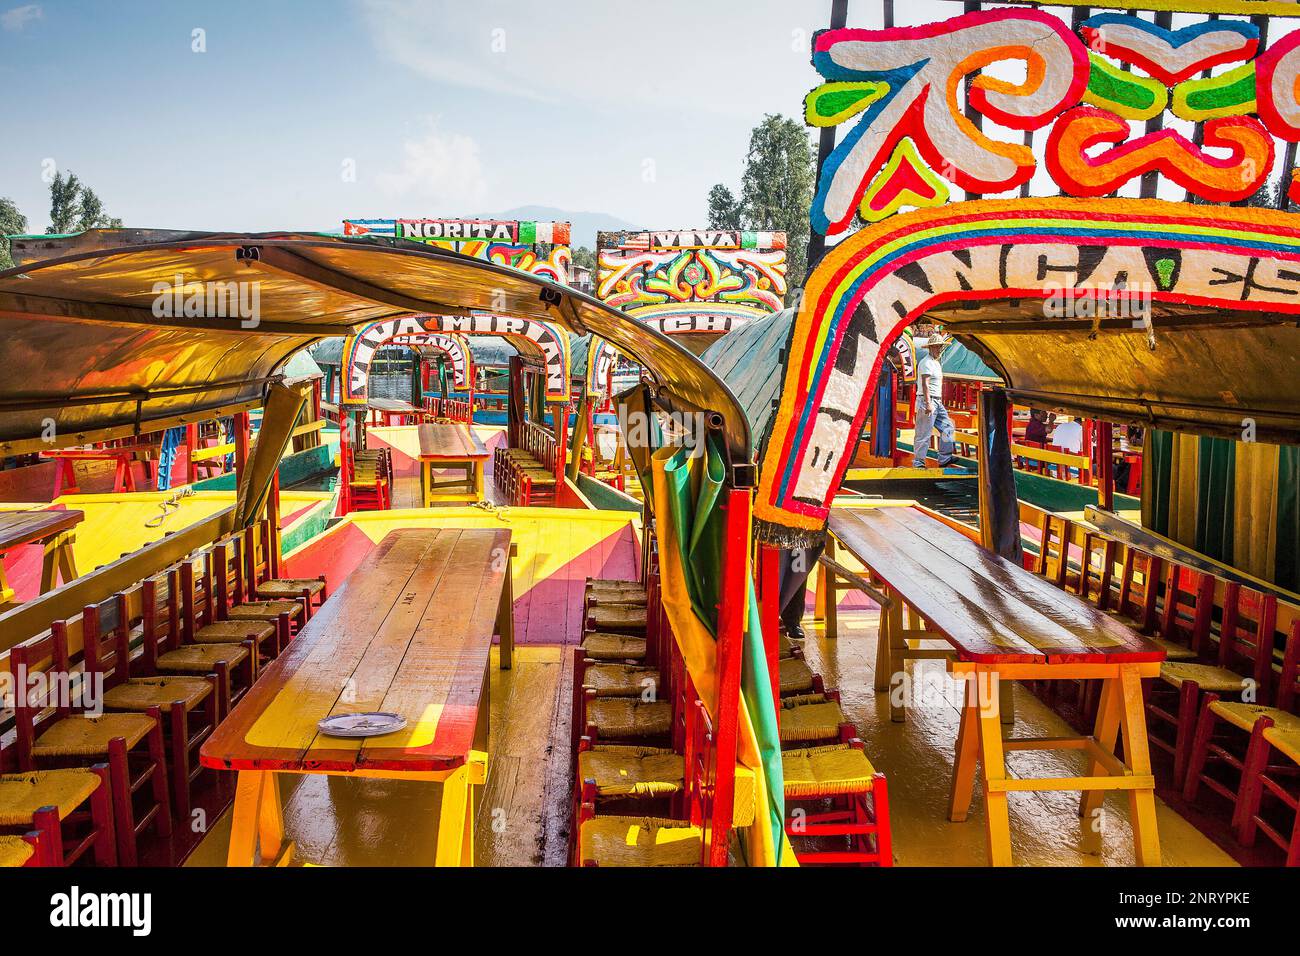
977, 389, 1023, 563
554, 404, 568, 484
267, 471, 282, 578
233, 412, 251, 485
185, 423, 198, 485
1098, 420, 1115, 512
507, 357, 524, 449
567, 397, 590, 483
709, 487, 750, 867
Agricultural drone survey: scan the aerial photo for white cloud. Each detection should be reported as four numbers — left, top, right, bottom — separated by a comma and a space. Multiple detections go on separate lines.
356, 0, 825, 118
376, 118, 489, 209
1, 3, 42, 31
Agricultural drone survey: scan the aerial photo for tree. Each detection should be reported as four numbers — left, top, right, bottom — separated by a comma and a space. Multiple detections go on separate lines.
571, 245, 595, 273
738, 114, 815, 289
47, 170, 120, 234
706, 184, 741, 230
47, 170, 81, 234
0, 197, 27, 270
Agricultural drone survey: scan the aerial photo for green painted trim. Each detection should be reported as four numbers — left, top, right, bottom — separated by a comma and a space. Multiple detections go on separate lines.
193, 443, 333, 491
575, 473, 643, 513
280, 495, 336, 555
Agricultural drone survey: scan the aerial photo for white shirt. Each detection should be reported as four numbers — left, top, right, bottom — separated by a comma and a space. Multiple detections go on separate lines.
916, 354, 943, 406
1052, 420, 1083, 453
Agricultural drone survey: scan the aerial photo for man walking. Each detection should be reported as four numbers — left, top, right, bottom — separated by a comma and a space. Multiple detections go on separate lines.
912, 333, 956, 468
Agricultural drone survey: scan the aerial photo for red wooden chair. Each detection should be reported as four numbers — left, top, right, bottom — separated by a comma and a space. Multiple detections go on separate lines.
575, 696, 713, 866
1075, 532, 1119, 609
243, 518, 327, 617
0, 831, 45, 867
207, 542, 298, 657
1032, 511, 1072, 588
1110, 547, 1164, 634
10, 631, 172, 866
0, 765, 116, 866
81, 594, 219, 823
782, 730, 892, 866
1145, 571, 1261, 787
140, 569, 256, 723
1184, 616, 1299, 844
178, 552, 283, 667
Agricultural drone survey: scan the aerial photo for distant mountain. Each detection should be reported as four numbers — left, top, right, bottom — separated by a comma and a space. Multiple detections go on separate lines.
494, 205, 641, 250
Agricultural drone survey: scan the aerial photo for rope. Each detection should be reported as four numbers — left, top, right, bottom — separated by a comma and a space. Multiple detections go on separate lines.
145, 486, 195, 528
469, 499, 510, 522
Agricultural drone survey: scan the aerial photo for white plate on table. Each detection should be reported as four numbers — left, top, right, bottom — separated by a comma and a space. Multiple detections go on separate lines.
317, 712, 408, 738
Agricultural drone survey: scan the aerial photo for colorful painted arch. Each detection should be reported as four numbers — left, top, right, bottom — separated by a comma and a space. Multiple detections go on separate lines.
756, 197, 1300, 544
389, 332, 473, 389
343, 313, 571, 406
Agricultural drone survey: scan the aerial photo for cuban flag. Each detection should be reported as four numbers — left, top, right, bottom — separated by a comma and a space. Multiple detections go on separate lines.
343, 219, 397, 237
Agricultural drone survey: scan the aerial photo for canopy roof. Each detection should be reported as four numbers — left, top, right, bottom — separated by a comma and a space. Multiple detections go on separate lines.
701, 308, 797, 453
933, 299, 1300, 444
0, 229, 749, 459
940, 341, 1000, 383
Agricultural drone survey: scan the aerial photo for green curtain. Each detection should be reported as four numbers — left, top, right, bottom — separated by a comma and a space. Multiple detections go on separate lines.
659, 436, 785, 863
1275, 446, 1300, 593
1195, 436, 1235, 562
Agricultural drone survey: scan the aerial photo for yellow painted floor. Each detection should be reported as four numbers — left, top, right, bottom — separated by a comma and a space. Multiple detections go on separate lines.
1, 490, 330, 582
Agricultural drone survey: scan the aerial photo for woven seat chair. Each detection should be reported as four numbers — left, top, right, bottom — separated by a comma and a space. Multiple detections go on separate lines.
583, 698, 674, 744
243, 519, 327, 616
587, 604, 647, 634
211, 538, 304, 637
11, 631, 171, 867
778, 657, 820, 696
575, 698, 725, 866
782, 739, 892, 866
180, 554, 285, 663
579, 632, 647, 662
0, 766, 116, 866
141, 569, 255, 722
584, 578, 648, 607
577, 815, 702, 866
0, 833, 43, 867
81, 595, 219, 823
577, 744, 685, 800
779, 693, 851, 745
1148, 580, 1275, 787
1237, 725, 1300, 865
1184, 617, 1299, 843
581, 663, 660, 698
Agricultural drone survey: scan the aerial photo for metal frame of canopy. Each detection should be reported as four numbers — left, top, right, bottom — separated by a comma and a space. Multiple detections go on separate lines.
0, 230, 752, 474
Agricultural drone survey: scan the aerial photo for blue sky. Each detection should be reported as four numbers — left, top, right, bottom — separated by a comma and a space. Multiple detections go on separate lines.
1, 0, 898, 238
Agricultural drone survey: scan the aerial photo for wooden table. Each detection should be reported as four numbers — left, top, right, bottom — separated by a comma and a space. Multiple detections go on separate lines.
417, 423, 490, 506
42, 443, 161, 493
200, 528, 516, 867
0, 509, 83, 609
368, 398, 422, 426
827, 506, 1167, 866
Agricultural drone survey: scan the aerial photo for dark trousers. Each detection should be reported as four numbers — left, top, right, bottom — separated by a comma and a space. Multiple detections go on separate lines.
779, 544, 825, 631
